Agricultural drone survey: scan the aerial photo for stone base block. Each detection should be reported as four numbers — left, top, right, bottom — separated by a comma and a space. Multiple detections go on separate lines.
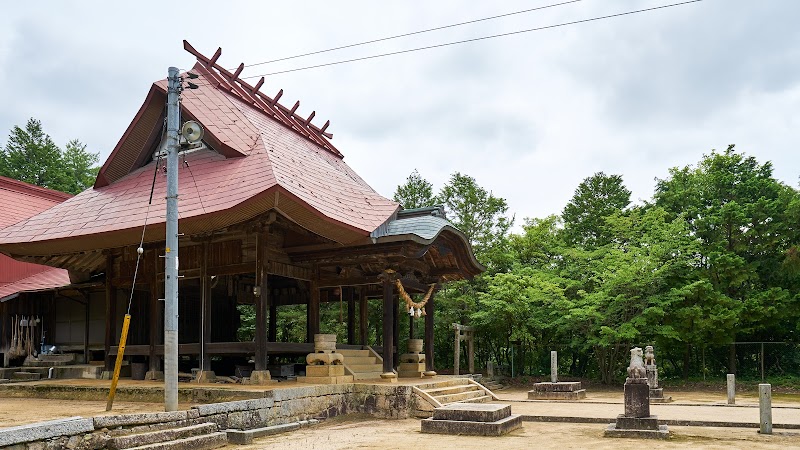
400, 353, 425, 364
421, 414, 522, 436
249, 370, 272, 385
433, 403, 511, 423
194, 370, 216, 383
605, 423, 670, 439
145, 370, 164, 381
624, 381, 650, 417
306, 365, 344, 377
100, 370, 112, 380
615, 415, 660, 431
531, 381, 583, 392
296, 375, 354, 384
528, 389, 586, 400
528, 383, 586, 400
380, 372, 398, 383
650, 396, 673, 403
423, 371, 437, 377
398, 371, 424, 378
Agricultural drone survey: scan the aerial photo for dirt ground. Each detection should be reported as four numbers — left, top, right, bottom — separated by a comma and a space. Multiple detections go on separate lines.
0, 398, 176, 429
2, 385, 800, 448
228, 415, 800, 450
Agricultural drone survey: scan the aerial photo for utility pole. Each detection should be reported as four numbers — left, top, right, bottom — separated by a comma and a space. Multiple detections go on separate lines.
164, 66, 180, 412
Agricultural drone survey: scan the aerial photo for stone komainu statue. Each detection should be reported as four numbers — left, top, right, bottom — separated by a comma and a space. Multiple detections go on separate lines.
627, 347, 647, 379
644, 345, 656, 366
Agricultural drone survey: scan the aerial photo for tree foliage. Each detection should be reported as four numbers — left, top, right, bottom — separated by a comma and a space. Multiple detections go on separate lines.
0, 118, 99, 194
395, 147, 800, 383
393, 169, 434, 209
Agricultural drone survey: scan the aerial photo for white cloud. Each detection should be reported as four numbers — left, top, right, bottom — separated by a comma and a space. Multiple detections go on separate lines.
0, 0, 797, 227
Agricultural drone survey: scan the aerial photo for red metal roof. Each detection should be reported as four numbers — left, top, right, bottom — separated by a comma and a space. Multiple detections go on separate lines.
0, 44, 399, 258
0, 176, 71, 296
0, 176, 72, 228
0, 266, 71, 302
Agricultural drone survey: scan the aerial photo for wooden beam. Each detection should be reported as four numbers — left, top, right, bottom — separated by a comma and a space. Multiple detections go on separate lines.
382, 277, 393, 373
201, 242, 212, 371
359, 287, 368, 346
307, 278, 320, 342
254, 230, 269, 371
347, 287, 356, 345
425, 288, 437, 372
104, 255, 116, 372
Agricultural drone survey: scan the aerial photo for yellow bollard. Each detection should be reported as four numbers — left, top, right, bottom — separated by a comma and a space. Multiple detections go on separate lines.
106, 314, 131, 411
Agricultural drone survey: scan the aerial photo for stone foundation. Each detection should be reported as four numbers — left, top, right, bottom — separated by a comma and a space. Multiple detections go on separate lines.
528, 381, 586, 400
421, 403, 522, 436
0, 383, 417, 448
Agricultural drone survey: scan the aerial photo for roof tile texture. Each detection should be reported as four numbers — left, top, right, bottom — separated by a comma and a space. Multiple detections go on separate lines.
0, 71, 398, 250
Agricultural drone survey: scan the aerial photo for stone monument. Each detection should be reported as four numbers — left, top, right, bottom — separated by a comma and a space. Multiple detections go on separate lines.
644, 345, 672, 403
528, 351, 586, 400
605, 347, 669, 439
399, 339, 426, 378
298, 334, 353, 384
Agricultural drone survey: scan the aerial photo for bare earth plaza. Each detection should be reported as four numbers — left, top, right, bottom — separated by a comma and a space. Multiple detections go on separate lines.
1, 3, 800, 448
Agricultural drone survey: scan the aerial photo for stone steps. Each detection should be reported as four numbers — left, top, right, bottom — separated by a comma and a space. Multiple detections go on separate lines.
11, 371, 41, 381
433, 389, 488, 404
338, 349, 370, 357
341, 348, 383, 381
126, 432, 227, 450
423, 385, 477, 396
421, 403, 522, 436
109, 423, 218, 449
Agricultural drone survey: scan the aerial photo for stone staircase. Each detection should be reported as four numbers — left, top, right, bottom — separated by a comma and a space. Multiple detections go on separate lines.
340, 348, 383, 380
413, 377, 498, 418
106, 421, 226, 450
480, 378, 506, 392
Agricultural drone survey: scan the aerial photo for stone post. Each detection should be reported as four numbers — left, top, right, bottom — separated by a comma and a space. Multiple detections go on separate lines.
726, 374, 735, 405
550, 351, 558, 383
759, 384, 772, 434
487, 361, 494, 378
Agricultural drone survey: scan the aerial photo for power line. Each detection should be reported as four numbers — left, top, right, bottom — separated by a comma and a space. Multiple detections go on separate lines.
242, 0, 703, 79
242, 0, 585, 69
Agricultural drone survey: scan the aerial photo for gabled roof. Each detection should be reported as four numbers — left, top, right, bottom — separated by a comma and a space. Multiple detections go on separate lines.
0, 176, 72, 228
0, 43, 399, 261
0, 176, 71, 296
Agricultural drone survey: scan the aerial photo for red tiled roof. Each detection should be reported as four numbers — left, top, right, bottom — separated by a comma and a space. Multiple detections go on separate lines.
0, 266, 71, 302
0, 176, 71, 295
0, 176, 72, 228
0, 47, 399, 258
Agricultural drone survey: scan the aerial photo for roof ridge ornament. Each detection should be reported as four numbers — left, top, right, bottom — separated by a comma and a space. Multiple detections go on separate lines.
181, 40, 340, 157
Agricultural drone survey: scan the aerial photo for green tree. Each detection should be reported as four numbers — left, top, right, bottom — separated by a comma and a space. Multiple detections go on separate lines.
562, 172, 631, 249
393, 169, 434, 209
0, 118, 99, 194
436, 172, 513, 263
655, 145, 800, 373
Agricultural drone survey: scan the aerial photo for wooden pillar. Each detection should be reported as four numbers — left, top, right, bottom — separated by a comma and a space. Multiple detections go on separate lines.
392, 293, 399, 367
468, 331, 475, 374
424, 290, 435, 372
104, 254, 117, 371
268, 297, 277, 343
359, 288, 368, 346
84, 291, 90, 364
453, 325, 460, 376
148, 249, 162, 373
255, 230, 269, 371
307, 279, 320, 342
347, 287, 356, 345
200, 242, 212, 372
382, 277, 394, 373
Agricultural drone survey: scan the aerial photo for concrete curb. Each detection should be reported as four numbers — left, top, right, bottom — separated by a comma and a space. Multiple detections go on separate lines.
521, 415, 800, 429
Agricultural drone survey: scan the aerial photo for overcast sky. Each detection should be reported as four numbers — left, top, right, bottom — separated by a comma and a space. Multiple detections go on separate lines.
1, 0, 798, 226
